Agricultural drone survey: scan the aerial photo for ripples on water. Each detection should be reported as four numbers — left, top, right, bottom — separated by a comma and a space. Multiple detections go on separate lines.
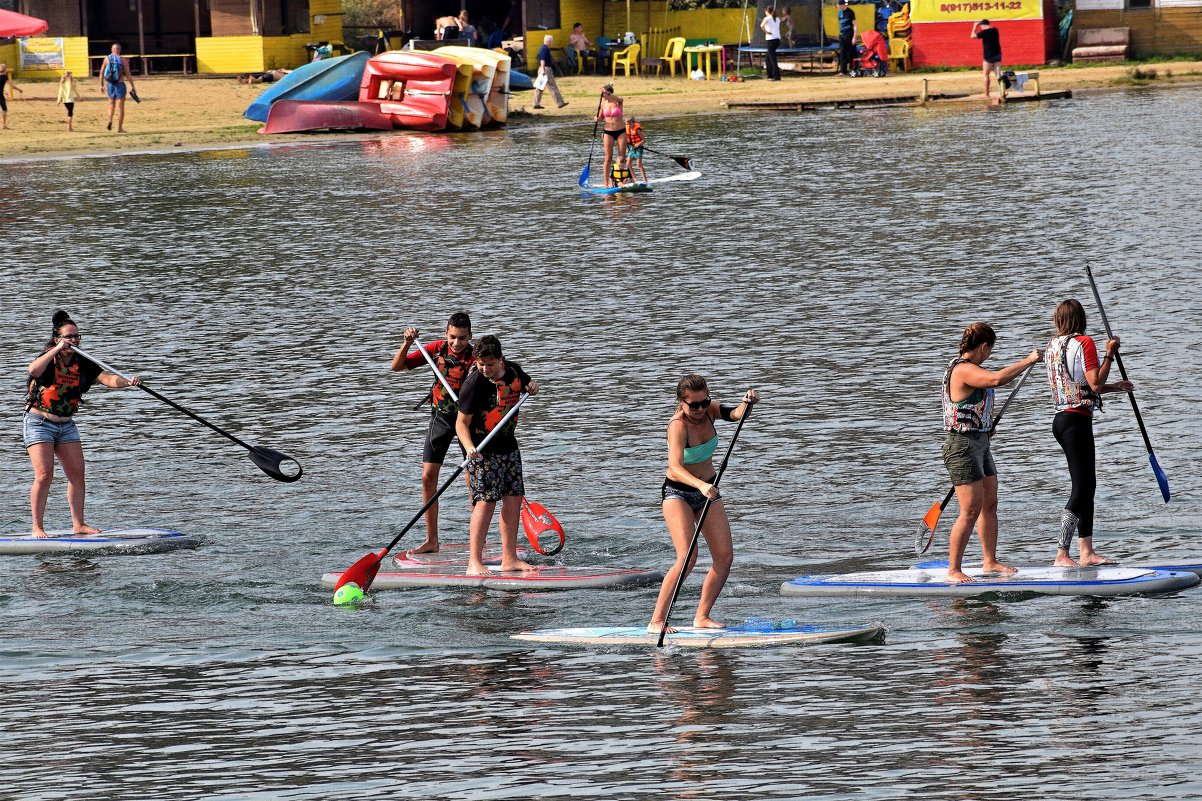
2, 87, 1201, 800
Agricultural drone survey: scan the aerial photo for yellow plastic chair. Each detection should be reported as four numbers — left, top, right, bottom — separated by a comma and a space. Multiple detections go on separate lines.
888, 37, 911, 73
649, 37, 686, 77
612, 42, 641, 78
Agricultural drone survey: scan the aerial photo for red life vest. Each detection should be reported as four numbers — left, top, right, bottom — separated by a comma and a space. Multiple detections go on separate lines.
627, 121, 644, 147
431, 341, 472, 414
25, 356, 98, 417
482, 369, 523, 435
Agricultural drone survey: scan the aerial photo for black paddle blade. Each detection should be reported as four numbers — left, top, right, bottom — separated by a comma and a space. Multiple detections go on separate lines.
248, 446, 303, 483
673, 156, 694, 171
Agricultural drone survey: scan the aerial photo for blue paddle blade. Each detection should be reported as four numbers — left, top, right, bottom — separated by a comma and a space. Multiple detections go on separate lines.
578, 163, 590, 188
1149, 452, 1171, 503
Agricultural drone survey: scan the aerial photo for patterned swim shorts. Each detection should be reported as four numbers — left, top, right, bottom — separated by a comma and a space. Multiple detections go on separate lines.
467, 450, 525, 504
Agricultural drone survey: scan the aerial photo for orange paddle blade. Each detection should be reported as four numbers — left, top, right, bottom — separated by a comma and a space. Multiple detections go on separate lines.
335, 548, 386, 592
921, 501, 943, 532
521, 497, 565, 556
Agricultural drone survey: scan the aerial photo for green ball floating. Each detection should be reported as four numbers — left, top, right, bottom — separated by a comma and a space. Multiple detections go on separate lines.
333, 582, 365, 607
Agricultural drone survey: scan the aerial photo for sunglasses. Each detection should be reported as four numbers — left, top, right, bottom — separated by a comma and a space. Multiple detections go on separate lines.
59, 334, 82, 342
684, 398, 710, 411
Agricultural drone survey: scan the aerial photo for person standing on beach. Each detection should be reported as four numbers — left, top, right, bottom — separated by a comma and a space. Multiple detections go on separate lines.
101, 43, 136, 132
455, 335, 539, 577
1, 63, 23, 130
941, 323, 1043, 584
971, 20, 1003, 98
761, 6, 782, 82
391, 314, 474, 554
836, 0, 857, 76
648, 376, 758, 634
532, 34, 568, 110
57, 71, 80, 132
1044, 300, 1133, 568
24, 310, 140, 538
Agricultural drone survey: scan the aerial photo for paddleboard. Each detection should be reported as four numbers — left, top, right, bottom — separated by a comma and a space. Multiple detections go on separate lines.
511, 621, 885, 648
321, 564, 662, 591
646, 170, 702, 185
392, 542, 529, 568
781, 566, 1200, 598
583, 183, 653, 195
913, 558, 1202, 578
0, 527, 197, 555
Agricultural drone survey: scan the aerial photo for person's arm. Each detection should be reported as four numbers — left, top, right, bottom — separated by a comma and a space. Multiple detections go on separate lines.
96, 371, 139, 389
514, 363, 539, 397
455, 410, 478, 458
953, 349, 1042, 392
1086, 336, 1134, 394
123, 58, 135, 89
389, 327, 419, 371
28, 342, 69, 379
720, 390, 759, 422
971, 22, 981, 39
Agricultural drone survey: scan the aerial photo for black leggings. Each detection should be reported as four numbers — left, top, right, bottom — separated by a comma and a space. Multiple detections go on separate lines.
765, 38, 780, 80
1053, 411, 1096, 543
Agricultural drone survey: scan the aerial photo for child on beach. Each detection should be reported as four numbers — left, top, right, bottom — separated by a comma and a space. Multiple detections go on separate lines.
57, 71, 79, 132
625, 115, 647, 183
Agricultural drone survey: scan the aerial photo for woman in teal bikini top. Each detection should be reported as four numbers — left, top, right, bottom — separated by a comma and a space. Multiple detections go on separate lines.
647, 373, 759, 635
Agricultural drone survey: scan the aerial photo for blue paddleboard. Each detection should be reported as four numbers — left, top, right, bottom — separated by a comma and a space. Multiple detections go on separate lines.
0, 527, 197, 555
583, 183, 653, 195
781, 566, 1200, 598
511, 620, 885, 648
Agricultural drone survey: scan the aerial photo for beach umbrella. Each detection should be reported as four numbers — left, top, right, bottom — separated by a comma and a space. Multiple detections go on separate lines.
0, 9, 49, 38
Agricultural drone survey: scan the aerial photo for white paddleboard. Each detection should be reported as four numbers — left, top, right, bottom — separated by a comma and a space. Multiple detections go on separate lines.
392, 542, 528, 568
913, 558, 1202, 578
0, 527, 197, 555
321, 564, 662, 591
646, 170, 702, 185
511, 621, 885, 648
781, 566, 1200, 597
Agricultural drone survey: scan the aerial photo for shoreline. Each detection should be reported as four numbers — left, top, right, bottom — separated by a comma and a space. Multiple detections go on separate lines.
2, 60, 1200, 162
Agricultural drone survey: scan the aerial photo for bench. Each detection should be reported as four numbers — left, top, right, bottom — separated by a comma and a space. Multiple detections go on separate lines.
90, 53, 194, 76
1071, 27, 1130, 63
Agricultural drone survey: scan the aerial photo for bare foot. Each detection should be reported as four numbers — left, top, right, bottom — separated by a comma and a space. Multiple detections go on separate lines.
466, 562, 492, 577
1078, 553, 1117, 567
409, 539, 439, 554
982, 561, 1018, 575
692, 617, 725, 629
1053, 555, 1079, 568
647, 621, 677, 635
73, 525, 102, 536
500, 559, 535, 573
946, 569, 974, 584
32, 528, 49, 539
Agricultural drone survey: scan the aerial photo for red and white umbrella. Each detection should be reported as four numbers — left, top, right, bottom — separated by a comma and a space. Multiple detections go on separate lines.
0, 9, 50, 38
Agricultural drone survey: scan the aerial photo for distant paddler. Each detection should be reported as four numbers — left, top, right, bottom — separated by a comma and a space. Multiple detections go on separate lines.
23, 310, 140, 539
941, 323, 1042, 583
391, 313, 474, 554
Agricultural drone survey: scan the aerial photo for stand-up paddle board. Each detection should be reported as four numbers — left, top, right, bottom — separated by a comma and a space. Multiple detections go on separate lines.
781, 566, 1200, 598
511, 620, 885, 648
321, 564, 662, 591
583, 183, 653, 195
392, 542, 528, 568
913, 558, 1202, 578
0, 527, 197, 555
646, 170, 702, 186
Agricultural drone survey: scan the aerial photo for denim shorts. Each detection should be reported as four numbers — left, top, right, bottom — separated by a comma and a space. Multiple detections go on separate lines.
23, 412, 81, 448
661, 478, 719, 511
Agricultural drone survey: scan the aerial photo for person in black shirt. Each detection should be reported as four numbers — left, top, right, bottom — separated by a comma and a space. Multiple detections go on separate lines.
455, 335, 539, 576
971, 19, 1003, 98
836, 0, 857, 77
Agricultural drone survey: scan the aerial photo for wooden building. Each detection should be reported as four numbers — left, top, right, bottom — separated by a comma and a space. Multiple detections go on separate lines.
1074, 0, 1202, 57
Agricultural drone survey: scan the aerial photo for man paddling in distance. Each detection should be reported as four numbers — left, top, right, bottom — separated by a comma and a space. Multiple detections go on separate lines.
24, 311, 140, 538
454, 335, 539, 576
391, 312, 474, 554
942, 323, 1043, 584
648, 376, 758, 634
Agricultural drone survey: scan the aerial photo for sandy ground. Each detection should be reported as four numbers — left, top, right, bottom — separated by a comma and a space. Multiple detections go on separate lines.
2, 60, 1200, 160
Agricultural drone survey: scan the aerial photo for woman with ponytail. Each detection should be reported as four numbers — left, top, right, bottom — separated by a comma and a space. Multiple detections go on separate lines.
23, 311, 139, 538
941, 322, 1042, 583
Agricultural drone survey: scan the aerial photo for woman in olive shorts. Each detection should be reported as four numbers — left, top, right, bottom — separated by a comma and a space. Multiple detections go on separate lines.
941, 322, 1042, 583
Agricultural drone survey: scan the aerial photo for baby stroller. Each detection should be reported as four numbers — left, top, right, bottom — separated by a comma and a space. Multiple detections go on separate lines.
850, 29, 889, 77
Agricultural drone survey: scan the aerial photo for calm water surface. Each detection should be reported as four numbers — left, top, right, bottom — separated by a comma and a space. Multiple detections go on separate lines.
2, 86, 1201, 800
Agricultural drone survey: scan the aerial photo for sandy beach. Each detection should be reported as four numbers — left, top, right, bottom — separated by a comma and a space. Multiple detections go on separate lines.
1, 60, 1200, 160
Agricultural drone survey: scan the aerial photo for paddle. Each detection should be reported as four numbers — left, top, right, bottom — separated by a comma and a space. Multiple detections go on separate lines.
915, 361, 1036, 554
411, 335, 564, 554
1085, 264, 1170, 502
334, 393, 530, 593
642, 145, 695, 171
579, 92, 604, 188
72, 346, 303, 483
657, 403, 753, 648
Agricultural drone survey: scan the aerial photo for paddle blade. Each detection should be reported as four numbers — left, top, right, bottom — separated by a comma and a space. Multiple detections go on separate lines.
915, 502, 942, 554
521, 497, 565, 556
248, 446, 303, 483
335, 549, 386, 592
672, 156, 694, 171
1149, 452, 1171, 503
578, 163, 591, 188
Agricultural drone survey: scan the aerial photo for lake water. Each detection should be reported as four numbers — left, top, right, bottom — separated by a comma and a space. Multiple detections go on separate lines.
2, 85, 1201, 800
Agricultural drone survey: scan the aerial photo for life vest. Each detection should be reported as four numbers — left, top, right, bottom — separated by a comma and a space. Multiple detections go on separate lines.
611, 163, 632, 184
1046, 335, 1102, 413
481, 367, 524, 437
942, 357, 994, 433
626, 121, 644, 147
430, 341, 472, 414
25, 356, 97, 417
